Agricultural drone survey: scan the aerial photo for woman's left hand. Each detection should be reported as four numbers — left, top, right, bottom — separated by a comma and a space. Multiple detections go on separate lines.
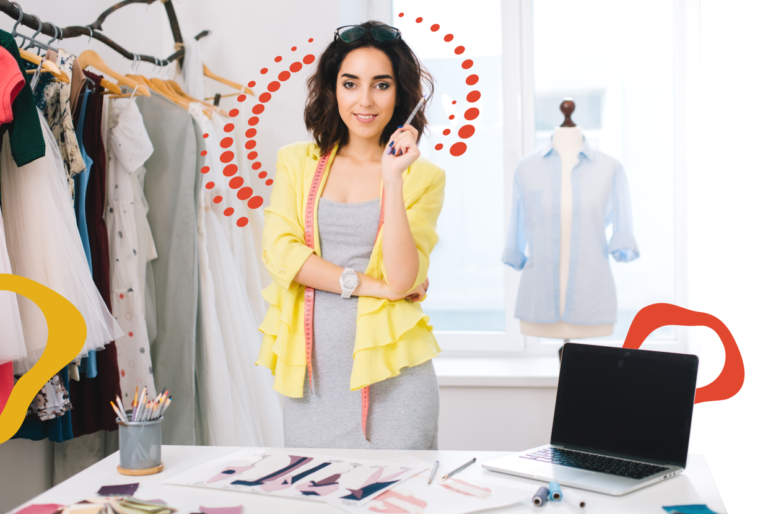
381, 124, 420, 183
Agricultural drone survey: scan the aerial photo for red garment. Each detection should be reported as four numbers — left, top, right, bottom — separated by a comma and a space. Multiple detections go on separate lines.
0, 362, 12, 415
67, 71, 122, 436
0, 46, 25, 124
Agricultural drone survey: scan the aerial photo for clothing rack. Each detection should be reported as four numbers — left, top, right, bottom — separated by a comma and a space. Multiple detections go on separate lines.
0, 0, 208, 69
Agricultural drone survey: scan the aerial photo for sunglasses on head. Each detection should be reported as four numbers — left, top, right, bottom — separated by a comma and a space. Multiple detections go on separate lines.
334, 25, 402, 44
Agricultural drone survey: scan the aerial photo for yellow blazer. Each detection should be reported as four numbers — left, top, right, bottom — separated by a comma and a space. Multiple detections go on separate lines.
256, 140, 446, 398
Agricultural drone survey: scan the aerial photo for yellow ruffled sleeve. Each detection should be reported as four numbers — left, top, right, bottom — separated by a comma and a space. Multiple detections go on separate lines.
256, 145, 314, 397
351, 162, 446, 391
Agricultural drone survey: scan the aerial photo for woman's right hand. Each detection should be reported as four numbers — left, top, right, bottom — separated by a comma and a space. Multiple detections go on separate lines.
376, 277, 429, 303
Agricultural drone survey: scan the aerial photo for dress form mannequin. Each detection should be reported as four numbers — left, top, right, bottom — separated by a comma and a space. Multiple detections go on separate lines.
520, 101, 614, 340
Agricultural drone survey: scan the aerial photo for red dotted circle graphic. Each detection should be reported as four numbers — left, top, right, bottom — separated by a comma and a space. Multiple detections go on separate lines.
449, 114, 455, 120
237, 94, 246, 102
458, 125, 475, 139
246, 128, 257, 138
237, 217, 249, 227
220, 151, 235, 163
435, 143, 443, 150
200, 150, 207, 156
442, 128, 451, 136
201, 166, 210, 174
454, 46, 465, 55
291, 46, 297, 51
260, 68, 268, 74
202, 133, 209, 139
228, 108, 239, 117
223, 164, 238, 177
398, 12, 404, 17
224, 123, 235, 132
237, 187, 253, 200
248, 116, 260, 126
431, 24, 440, 31
303, 54, 315, 64
245, 140, 257, 150
416, 17, 423, 23
252, 104, 265, 114
252, 162, 262, 170
466, 74, 479, 85
290, 62, 302, 72
275, 56, 282, 62
462, 59, 474, 69
308, 38, 314, 42
229, 177, 244, 189
265, 179, 273, 186
247, 80, 255, 87
267, 81, 281, 92
220, 137, 233, 148
206, 182, 215, 190
278, 71, 291, 81
224, 207, 234, 216
247, 151, 258, 160
464, 108, 479, 120
258, 171, 267, 179
259, 92, 271, 103
248, 196, 264, 209
467, 90, 481, 102
450, 142, 467, 156
444, 34, 454, 42
213, 196, 223, 204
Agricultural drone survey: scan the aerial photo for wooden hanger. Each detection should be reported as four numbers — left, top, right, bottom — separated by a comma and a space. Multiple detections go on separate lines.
165, 80, 227, 117
18, 48, 69, 84
123, 73, 183, 105
560, 99, 577, 127
77, 50, 150, 97
203, 63, 254, 96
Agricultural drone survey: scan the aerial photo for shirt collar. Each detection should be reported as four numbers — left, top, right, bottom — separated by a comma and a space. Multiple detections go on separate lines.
542, 133, 595, 162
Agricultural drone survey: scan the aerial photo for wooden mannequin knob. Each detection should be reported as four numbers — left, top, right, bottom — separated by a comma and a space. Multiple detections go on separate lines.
560, 99, 576, 127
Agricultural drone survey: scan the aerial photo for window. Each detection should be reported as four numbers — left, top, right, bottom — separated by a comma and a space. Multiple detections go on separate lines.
391, 0, 685, 354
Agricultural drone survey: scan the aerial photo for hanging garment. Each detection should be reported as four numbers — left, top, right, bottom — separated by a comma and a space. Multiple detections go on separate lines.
135, 93, 202, 445
73, 88, 94, 273
12, 365, 73, 443
502, 136, 640, 324
67, 71, 123, 437
33, 48, 86, 202
0, 206, 25, 416
106, 96, 157, 401
27, 371, 72, 421
180, 32, 205, 102
189, 103, 282, 447
1, 107, 123, 374
0, 29, 45, 167
0, 46, 25, 125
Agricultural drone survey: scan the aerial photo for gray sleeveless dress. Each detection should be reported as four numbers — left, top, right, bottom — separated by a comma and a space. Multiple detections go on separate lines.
282, 197, 440, 450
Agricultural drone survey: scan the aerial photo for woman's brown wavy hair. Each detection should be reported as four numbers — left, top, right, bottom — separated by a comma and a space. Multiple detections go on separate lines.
304, 20, 435, 156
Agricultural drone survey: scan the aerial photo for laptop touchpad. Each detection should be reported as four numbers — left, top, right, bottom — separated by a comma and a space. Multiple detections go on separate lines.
532, 464, 594, 482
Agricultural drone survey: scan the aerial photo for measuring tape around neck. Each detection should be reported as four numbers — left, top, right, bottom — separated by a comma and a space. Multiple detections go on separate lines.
303, 150, 385, 442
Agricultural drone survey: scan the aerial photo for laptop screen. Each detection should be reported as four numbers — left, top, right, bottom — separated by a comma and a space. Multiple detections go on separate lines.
551, 343, 699, 468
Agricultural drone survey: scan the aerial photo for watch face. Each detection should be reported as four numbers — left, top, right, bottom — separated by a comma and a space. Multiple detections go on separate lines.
342, 272, 358, 288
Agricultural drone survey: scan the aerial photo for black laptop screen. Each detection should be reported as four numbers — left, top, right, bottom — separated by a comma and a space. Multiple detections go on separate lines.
551, 343, 698, 468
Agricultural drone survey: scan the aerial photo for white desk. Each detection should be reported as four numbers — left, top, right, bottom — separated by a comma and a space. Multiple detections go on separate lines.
11, 446, 727, 513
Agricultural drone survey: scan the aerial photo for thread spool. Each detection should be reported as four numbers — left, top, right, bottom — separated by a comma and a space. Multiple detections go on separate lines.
563, 488, 586, 509
532, 485, 549, 507
548, 480, 562, 501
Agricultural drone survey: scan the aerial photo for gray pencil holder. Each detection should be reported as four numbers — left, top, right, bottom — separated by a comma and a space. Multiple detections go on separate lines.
116, 416, 164, 476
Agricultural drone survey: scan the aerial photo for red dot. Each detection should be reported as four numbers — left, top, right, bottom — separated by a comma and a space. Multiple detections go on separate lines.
252, 162, 262, 170
213, 196, 223, 204
259, 92, 272, 103
431, 24, 440, 32
435, 143, 444, 150
119, 293, 124, 299
224, 207, 234, 216
275, 56, 282, 62
443, 128, 451, 136
416, 17, 423, 23
449, 114, 455, 120
462, 59, 474, 69
308, 38, 314, 42
247, 80, 256, 87
452, 100, 457, 105
454, 46, 465, 55
278, 71, 291, 82
220, 137, 233, 148
258, 171, 267, 179
229, 108, 239, 117
200, 150, 207, 156
121, 370, 125, 377
291, 46, 297, 51
246, 128, 257, 138
237, 187, 253, 200
203, 133, 209, 138
247, 151, 258, 160
467, 90, 481, 103
260, 68, 268, 74
237, 217, 249, 227
458, 125, 475, 139
201, 166, 210, 174
303, 54, 315, 65
290, 62, 302, 73
398, 12, 404, 17
450, 142, 467, 156
464, 108, 480, 120
265, 179, 273, 186
444, 34, 454, 42
252, 104, 265, 114
220, 151, 235, 163
223, 164, 238, 177
249, 116, 260, 126
224, 123, 235, 132
466, 74, 479, 86
237, 94, 246, 102
248, 196, 264, 209
245, 140, 256, 150
229, 177, 244, 189
206, 182, 215, 189
128, 332, 134, 337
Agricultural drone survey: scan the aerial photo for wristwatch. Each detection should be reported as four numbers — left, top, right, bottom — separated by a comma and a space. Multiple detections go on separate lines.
340, 268, 359, 299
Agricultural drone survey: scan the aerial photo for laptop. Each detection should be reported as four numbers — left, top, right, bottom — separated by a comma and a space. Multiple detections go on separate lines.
482, 342, 699, 496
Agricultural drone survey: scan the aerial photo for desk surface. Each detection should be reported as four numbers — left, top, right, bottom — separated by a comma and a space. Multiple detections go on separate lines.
12, 446, 727, 513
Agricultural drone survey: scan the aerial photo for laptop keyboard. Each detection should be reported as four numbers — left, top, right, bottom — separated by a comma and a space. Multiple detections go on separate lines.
521, 447, 669, 480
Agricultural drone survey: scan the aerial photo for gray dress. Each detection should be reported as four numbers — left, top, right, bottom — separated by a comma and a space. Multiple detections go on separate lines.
283, 198, 440, 450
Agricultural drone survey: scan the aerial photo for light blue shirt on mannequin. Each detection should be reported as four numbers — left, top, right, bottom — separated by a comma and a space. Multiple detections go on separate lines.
502, 137, 639, 325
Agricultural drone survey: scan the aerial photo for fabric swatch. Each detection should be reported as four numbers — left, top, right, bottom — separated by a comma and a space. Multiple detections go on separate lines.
97, 482, 139, 496
13, 504, 65, 514
663, 505, 719, 514
199, 506, 242, 514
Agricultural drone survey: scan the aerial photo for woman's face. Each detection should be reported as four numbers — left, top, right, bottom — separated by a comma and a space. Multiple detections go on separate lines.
336, 47, 397, 145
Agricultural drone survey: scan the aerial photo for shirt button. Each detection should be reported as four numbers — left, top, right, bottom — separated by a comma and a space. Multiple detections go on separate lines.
269, 262, 277, 271
278, 268, 286, 276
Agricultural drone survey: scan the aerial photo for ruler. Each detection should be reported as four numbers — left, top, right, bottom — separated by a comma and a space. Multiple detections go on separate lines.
303, 151, 385, 441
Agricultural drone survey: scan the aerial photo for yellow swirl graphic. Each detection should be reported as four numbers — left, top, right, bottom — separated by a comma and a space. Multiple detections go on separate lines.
0, 274, 86, 445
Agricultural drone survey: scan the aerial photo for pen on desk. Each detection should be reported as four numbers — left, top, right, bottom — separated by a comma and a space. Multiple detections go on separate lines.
441, 457, 476, 480
427, 460, 439, 484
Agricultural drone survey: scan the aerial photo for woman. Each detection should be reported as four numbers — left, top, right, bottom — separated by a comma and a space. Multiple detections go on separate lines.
256, 21, 446, 450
